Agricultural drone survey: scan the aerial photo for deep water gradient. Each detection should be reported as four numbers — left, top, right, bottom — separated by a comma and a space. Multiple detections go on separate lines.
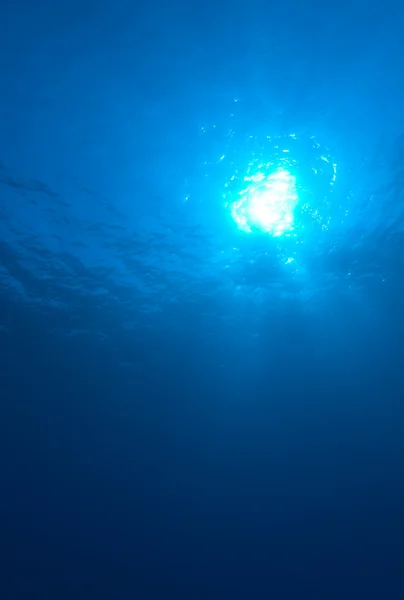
1, 0, 404, 598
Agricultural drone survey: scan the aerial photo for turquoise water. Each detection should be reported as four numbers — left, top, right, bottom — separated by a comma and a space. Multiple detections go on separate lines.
1, 0, 403, 596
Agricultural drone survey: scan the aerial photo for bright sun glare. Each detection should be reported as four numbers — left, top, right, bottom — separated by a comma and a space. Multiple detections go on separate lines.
230, 168, 298, 237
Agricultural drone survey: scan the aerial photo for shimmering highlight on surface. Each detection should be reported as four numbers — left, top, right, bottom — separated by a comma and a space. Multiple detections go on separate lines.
230, 168, 298, 236
223, 133, 339, 246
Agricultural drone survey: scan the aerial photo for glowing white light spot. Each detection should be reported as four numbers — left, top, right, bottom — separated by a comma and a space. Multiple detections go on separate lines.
230, 168, 298, 236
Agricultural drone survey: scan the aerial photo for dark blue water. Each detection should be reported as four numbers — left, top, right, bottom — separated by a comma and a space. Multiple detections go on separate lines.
1, 0, 403, 597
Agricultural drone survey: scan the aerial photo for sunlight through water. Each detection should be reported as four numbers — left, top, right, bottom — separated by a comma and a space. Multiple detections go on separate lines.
222, 133, 338, 243
230, 167, 298, 236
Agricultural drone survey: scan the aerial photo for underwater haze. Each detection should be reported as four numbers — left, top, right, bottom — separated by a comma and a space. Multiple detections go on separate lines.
1, 0, 404, 597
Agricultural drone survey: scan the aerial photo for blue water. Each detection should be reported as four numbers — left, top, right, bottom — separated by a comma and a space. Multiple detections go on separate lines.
1, 0, 404, 597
